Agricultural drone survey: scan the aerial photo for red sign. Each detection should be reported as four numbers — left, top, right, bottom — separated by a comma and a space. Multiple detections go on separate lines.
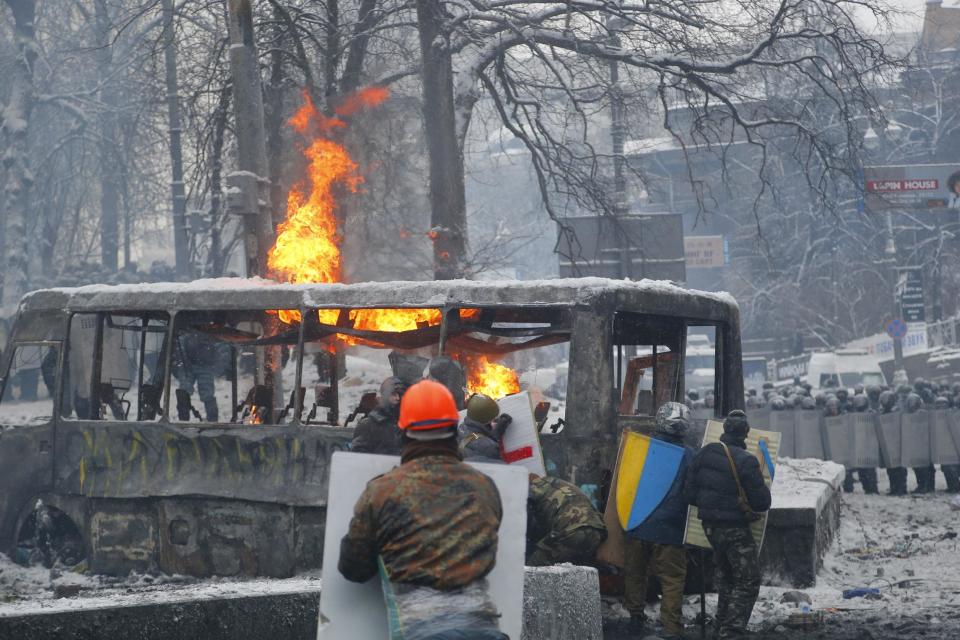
866, 179, 939, 192
864, 164, 960, 210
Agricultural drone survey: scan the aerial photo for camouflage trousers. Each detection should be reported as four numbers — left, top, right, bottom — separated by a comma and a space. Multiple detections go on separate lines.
624, 539, 687, 635
704, 525, 760, 640
943, 464, 960, 493
526, 526, 606, 567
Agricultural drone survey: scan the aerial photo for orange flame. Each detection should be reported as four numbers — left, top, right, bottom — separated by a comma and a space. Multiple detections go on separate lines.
268, 91, 519, 398
269, 88, 390, 290
463, 354, 520, 399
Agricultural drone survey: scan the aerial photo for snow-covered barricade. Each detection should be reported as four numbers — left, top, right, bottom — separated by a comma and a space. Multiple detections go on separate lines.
760, 458, 845, 588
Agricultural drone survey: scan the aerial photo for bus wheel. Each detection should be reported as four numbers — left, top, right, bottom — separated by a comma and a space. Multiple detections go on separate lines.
16, 501, 86, 568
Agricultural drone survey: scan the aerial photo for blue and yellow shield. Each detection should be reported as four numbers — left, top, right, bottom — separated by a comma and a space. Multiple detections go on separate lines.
616, 431, 685, 531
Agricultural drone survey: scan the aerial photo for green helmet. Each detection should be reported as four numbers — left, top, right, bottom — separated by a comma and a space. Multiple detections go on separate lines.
466, 393, 499, 424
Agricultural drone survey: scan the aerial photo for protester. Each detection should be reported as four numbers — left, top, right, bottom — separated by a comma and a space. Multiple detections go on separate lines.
350, 376, 406, 455
339, 380, 506, 640
624, 402, 695, 639
684, 410, 771, 640
526, 474, 606, 567
459, 393, 513, 463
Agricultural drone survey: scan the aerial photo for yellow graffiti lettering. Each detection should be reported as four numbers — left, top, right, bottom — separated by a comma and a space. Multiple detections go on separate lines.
79, 457, 87, 494
235, 439, 252, 470
164, 434, 177, 481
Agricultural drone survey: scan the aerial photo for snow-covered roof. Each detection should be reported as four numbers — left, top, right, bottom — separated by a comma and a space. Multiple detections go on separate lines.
20, 277, 738, 322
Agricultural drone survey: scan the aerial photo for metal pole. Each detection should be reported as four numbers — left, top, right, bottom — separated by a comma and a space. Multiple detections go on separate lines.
161, 0, 191, 279
886, 210, 906, 382
700, 548, 707, 640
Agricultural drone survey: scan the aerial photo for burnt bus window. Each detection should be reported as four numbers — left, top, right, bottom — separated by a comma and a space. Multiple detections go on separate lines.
614, 313, 683, 416
63, 313, 170, 421
299, 308, 445, 426
685, 326, 717, 410
0, 345, 57, 425
171, 311, 299, 425
299, 307, 570, 430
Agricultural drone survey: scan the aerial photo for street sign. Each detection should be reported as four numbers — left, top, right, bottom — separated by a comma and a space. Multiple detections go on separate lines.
684, 235, 727, 269
864, 164, 960, 211
885, 318, 908, 340
900, 271, 925, 323
557, 213, 686, 281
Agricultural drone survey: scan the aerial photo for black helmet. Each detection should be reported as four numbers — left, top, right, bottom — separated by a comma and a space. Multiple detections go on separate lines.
879, 390, 896, 411
852, 394, 869, 411
687, 389, 700, 402
853, 383, 865, 396
935, 396, 950, 410
906, 393, 922, 412
801, 396, 816, 410
723, 410, 749, 437
825, 397, 840, 415
866, 385, 881, 400
771, 397, 787, 411
836, 388, 849, 401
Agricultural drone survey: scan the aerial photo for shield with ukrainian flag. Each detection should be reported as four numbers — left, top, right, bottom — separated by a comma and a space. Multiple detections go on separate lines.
615, 430, 686, 531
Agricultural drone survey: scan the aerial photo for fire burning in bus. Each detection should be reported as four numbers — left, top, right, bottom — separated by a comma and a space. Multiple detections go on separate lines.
267, 88, 521, 399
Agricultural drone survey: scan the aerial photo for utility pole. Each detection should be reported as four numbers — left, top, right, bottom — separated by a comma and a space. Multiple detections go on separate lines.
885, 209, 907, 383
607, 20, 631, 279
416, 0, 467, 280
225, 0, 274, 278
162, 0, 191, 279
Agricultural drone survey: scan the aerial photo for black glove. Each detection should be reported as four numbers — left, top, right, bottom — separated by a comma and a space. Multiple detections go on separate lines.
493, 413, 513, 438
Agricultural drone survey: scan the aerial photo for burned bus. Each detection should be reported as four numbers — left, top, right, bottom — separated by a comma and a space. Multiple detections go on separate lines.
0, 278, 742, 577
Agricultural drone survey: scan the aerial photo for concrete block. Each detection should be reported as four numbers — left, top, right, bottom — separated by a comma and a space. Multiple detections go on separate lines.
522, 564, 602, 640
761, 458, 844, 588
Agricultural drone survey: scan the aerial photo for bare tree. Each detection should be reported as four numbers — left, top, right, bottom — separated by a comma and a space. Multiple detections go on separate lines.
1, 0, 38, 307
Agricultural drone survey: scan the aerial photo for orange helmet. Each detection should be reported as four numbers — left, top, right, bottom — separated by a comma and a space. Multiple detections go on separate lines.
399, 380, 460, 435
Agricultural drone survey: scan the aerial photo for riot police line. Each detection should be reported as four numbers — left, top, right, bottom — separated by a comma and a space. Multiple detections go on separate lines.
691, 407, 959, 470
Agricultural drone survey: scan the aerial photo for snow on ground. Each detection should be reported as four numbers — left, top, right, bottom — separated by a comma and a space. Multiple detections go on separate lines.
5, 456, 957, 635
0, 558, 321, 617
618, 466, 960, 636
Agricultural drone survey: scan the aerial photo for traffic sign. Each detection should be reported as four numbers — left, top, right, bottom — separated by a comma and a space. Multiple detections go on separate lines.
900, 271, 925, 323
885, 318, 908, 340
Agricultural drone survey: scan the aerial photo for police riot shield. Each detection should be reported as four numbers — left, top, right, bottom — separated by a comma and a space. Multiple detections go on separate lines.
794, 409, 825, 460
930, 410, 960, 465
823, 414, 850, 466
876, 412, 902, 468
849, 412, 881, 468
901, 411, 932, 467
768, 410, 796, 458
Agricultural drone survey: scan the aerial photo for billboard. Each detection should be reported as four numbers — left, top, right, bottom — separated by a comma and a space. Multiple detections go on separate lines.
684, 235, 728, 269
558, 213, 686, 281
864, 164, 960, 211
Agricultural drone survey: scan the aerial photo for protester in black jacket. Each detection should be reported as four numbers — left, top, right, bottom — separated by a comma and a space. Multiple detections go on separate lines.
684, 410, 771, 640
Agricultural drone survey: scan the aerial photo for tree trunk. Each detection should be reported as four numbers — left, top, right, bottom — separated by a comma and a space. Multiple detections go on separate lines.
95, 0, 120, 273
1, 0, 38, 307
226, 0, 274, 278
416, 0, 467, 280
266, 9, 286, 230
162, 0, 191, 279
207, 86, 231, 277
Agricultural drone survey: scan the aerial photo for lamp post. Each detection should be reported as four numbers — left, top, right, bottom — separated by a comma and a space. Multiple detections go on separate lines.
863, 123, 908, 383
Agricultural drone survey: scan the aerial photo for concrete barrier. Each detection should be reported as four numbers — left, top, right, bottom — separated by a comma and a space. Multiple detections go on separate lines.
761, 458, 845, 588
522, 565, 602, 640
0, 565, 605, 640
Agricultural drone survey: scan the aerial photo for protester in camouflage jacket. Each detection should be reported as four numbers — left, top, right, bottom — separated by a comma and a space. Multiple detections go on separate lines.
526, 474, 607, 567
340, 380, 508, 640
339, 439, 503, 589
